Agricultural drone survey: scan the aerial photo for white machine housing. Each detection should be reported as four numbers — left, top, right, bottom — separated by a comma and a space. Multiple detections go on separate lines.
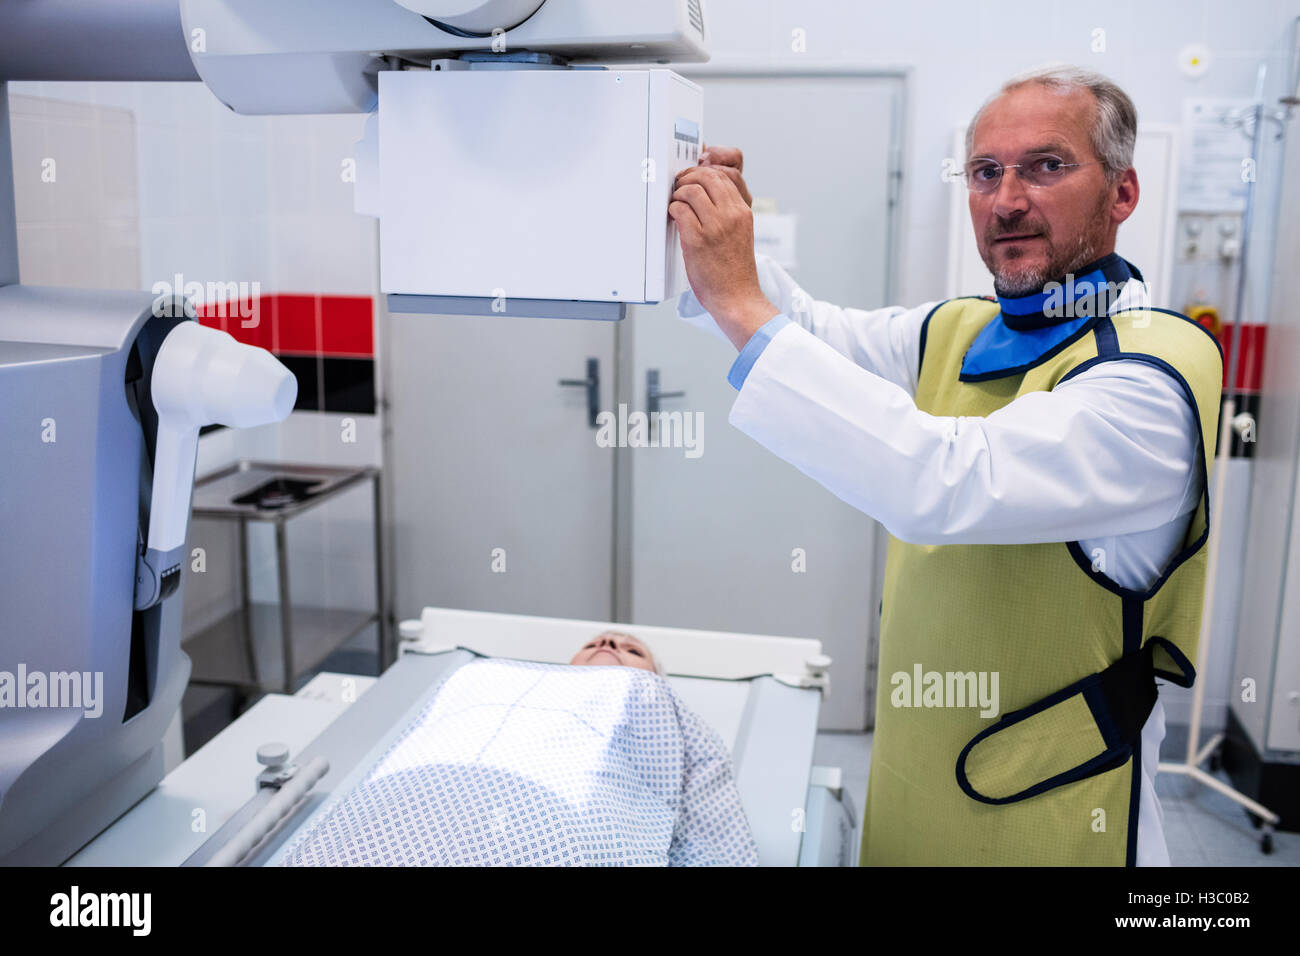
375, 68, 702, 307
180, 0, 709, 315
180, 0, 709, 114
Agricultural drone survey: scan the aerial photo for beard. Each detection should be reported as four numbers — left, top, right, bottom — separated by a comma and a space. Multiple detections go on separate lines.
986, 192, 1111, 297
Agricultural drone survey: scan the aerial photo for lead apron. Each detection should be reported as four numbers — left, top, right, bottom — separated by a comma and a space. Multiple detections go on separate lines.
861, 298, 1223, 866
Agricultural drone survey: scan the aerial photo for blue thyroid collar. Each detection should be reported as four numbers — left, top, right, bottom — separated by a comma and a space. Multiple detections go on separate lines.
959, 253, 1141, 382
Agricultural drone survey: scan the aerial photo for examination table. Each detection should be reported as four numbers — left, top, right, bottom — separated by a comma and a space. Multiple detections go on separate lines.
68, 608, 857, 867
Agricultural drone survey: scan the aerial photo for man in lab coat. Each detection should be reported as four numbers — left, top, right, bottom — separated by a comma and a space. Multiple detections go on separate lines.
668, 65, 1223, 866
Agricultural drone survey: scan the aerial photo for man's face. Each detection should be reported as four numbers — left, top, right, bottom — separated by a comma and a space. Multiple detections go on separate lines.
968, 85, 1132, 296
570, 631, 657, 672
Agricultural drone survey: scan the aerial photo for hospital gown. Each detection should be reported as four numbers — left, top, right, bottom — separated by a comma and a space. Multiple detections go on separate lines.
278, 659, 759, 866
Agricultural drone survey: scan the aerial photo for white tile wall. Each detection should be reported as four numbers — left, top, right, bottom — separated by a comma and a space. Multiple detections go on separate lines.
9, 94, 141, 289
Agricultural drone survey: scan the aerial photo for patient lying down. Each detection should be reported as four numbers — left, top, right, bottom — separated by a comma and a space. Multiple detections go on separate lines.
279, 633, 759, 867
569, 630, 663, 673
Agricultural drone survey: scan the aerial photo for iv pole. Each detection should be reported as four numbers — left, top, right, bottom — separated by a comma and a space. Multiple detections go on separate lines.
1156, 34, 1299, 854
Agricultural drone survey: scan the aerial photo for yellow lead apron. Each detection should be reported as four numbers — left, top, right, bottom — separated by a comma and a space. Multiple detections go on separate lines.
861, 299, 1223, 866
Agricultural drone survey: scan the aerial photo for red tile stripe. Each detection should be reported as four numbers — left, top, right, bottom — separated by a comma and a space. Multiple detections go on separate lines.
196, 294, 374, 358
1216, 322, 1265, 394
196, 295, 1263, 393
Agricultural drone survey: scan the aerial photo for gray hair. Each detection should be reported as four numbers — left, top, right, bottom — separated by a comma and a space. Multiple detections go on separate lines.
648, 645, 666, 677
965, 65, 1137, 185
638, 637, 666, 677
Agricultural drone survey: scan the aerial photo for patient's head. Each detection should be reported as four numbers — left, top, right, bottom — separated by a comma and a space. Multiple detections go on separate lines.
570, 631, 663, 675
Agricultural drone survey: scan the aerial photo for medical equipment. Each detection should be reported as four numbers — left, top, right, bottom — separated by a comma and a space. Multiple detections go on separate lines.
1158, 62, 1297, 854
67, 608, 854, 867
372, 68, 701, 316
0, 0, 715, 866
1215, 48, 1300, 848
180, 0, 707, 114
181, 1, 707, 316
184, 0, 705, 318
140, 323, 297, 610
0, 296, 295, 865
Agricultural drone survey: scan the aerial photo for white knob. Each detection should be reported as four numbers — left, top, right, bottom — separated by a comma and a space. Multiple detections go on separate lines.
806, 654, 832, 675
399, 619, 424, 641
257, 742, 290, 767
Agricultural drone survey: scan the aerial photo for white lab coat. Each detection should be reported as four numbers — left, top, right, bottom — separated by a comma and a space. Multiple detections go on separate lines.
679, 254, 1203, 866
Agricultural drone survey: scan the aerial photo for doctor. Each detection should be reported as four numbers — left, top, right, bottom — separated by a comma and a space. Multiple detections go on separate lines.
668, 65, 1223, 866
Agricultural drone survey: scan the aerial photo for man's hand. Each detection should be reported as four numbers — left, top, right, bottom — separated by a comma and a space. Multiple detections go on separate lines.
670, 161, 778, 352
698, 145, 753, 208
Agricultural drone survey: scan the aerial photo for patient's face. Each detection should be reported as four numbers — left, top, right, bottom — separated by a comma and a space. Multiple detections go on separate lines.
570, 631, 657, 672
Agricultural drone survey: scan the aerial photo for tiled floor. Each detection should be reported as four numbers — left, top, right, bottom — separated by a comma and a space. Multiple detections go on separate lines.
813, 730, 1300, 866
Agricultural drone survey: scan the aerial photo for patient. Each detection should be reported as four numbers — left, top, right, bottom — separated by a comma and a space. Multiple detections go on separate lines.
280, 630, 758, 867
570, 631, 663, 674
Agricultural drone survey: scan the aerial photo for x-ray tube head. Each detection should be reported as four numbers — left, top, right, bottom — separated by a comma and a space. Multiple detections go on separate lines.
147, 321, 297, 555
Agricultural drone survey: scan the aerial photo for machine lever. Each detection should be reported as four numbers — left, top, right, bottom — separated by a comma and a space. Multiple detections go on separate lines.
133, 545, 184, 611
558, 357, 600, 428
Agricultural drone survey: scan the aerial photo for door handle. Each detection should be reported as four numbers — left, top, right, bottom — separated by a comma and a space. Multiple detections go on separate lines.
646, 368, 685, 417
558, 357, 600, 428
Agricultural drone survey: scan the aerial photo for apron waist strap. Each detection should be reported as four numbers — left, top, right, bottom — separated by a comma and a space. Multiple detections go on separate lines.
954, 637, 1179, 806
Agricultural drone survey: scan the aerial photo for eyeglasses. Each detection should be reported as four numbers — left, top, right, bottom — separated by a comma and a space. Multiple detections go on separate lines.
961, 155, 1099, 194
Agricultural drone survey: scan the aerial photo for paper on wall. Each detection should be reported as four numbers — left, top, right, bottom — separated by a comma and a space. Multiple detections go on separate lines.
1178, 99, 1253, 214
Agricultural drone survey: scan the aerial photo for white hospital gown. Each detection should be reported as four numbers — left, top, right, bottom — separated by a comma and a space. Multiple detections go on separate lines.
278, 659, 759, 867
